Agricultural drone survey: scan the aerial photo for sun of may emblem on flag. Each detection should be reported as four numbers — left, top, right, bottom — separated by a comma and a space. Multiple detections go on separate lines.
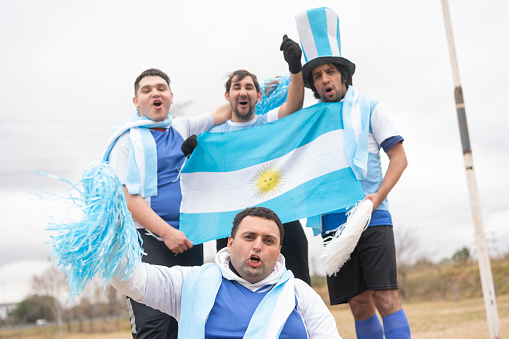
251, 163, 285, 198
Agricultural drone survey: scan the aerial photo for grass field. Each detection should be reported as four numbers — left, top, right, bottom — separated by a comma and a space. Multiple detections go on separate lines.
331, 293, 509, 338
2, 294, 507, 338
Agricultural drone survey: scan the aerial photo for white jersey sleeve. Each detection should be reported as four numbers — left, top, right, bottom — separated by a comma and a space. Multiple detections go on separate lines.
369, 103, 401, 147
110, 260, 148, 301
172, 113, 214, 140
107, 131, 130, 183
111, 262, 193, 321
264, 106, 280, 123
140, 264, 194, 321
295, 279, 341, 338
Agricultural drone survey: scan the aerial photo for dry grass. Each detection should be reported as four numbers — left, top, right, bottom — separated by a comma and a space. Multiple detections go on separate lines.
3, 294, 508, 338
330, 293, 509, 339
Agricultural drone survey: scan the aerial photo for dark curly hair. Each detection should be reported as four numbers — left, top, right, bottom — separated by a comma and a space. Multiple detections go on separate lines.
225, 69, 261, 94
309, 63, 353, 99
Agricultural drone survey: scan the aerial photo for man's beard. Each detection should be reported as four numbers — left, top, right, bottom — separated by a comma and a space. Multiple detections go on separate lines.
321, 90, 342, 103
321, 85, 346, 103
233, 103, 256, 121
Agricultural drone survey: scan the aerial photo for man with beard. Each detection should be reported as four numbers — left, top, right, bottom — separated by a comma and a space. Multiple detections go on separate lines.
183, 35, 312, 286
295, 7, 410, 339
208, 35, 304, 132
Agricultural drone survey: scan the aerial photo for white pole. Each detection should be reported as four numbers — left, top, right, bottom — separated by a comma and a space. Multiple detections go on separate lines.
441, 1, 500, 338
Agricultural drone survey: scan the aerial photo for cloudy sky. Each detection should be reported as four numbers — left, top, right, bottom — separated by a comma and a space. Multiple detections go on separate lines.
1, 0, 508, 304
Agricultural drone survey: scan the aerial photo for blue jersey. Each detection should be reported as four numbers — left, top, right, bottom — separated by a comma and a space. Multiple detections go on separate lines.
205, 279, 307, 339
109, 114, 214, 231
146, 127, 186, 228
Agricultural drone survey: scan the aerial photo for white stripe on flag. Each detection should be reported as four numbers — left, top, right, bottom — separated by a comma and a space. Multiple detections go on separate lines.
180, 129, 349, 213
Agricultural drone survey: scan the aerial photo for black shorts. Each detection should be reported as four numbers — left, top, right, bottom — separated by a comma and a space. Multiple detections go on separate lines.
138, 229, 203, 266
325, 225, 398, 305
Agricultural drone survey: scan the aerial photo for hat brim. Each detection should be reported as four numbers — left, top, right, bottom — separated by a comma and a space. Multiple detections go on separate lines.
302, 56, 356, 88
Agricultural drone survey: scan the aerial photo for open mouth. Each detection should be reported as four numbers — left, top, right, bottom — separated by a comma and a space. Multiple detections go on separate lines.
153, 100, 163, 107
239, 100, 249, 106
325, 87, 333, 94
250, 255, 260, 263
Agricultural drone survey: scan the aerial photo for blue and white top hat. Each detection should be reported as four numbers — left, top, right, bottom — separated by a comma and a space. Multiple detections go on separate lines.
296, 7, 355, 88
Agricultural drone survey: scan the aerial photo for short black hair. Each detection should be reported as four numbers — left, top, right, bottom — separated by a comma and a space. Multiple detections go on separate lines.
309, 63, 353, 99
134, 68, 171, 96
231, 207, 284, 244
225, 70, 260, 94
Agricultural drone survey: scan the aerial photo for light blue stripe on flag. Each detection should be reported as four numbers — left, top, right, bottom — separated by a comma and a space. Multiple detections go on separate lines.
179, 102, 365, 244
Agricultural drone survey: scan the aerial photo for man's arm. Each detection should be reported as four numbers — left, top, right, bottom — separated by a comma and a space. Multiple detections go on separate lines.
364, 142, 408, 210
295, 281, 341, 338
277, 35, 304, 119
123, 186, 193, 253
210, 102, 232, 125
111, 258, 148, 301
277, 72, 304, 118
111, 261, 189, 320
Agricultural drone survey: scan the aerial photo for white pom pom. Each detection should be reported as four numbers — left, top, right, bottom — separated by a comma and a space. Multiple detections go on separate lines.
319, 200, 373, 276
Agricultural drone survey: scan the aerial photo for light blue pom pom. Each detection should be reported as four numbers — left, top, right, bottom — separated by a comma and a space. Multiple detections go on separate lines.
255, 73, 291, 115
42, 161, 144, 303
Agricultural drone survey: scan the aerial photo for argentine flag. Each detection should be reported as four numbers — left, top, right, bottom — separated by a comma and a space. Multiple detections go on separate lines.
179, 102, 365, 244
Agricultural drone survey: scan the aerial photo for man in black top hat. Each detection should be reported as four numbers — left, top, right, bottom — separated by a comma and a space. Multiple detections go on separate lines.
296, 7, 410, 339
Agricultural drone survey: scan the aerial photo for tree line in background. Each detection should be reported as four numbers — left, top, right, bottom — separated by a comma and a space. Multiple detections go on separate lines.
1, 266, 127, 333
395, 226, 509, 303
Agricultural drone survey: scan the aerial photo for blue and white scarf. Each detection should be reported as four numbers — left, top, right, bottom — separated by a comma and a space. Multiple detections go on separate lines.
342, 85, 370, 180
178, 249, 295, 339
307, 85, 370, 234
102, 112, 172, 198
